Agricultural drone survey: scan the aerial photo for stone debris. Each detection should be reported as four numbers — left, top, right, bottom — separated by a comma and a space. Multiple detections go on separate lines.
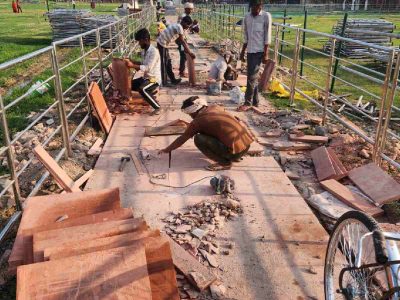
210, 283, 227, 299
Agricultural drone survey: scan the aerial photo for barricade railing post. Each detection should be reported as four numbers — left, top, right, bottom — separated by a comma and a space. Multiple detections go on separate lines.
376, 51, 400, 165
273, 25, 280, 64
373, 49, 395, 163
51, 45, 72, 158
96, 29, 106, 93
289, 29, 301, 106
0, 95, 22, 211
322, 38, 336, 125
79, 36, 92, 126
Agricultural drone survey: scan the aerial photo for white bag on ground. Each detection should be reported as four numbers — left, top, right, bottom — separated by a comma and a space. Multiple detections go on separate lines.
27, 80, 50, 96
229, 86, 244, 105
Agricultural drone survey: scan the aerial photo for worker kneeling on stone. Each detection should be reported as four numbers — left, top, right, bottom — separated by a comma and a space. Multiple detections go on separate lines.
159, 97, 254, 171
125, 28, 161, 112
207, 51, 236, 95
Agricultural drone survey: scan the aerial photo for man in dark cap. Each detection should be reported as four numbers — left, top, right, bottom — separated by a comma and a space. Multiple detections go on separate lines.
239, 0, 272, 110
159, 97, 254, 171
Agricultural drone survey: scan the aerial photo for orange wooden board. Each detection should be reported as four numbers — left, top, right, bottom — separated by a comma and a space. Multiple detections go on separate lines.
17, 245, 152, 300
46, 229, 160, 261
33, 218, 147, 263
348, 163, 400, 205
88, 82, 113, 134
320, 179, 384, 217
33, 145, 79, 193
9, 188, 120, 270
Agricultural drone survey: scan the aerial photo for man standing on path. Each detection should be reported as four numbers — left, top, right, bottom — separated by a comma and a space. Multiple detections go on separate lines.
157, 16, 195, 86
159, 97, 254, 171
239, 0, 272, 110
177, 2, 194, 78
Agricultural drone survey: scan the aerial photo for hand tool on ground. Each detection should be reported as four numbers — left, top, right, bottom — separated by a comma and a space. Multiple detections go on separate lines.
119, 156, 131, 172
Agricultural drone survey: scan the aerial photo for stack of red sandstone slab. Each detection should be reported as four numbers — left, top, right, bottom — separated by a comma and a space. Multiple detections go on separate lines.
9, 187, 179, 299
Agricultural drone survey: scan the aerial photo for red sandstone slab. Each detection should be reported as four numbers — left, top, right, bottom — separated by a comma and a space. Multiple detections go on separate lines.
311, 146, 337, 182
9, 188, 120, 270
186, 53, 196, 86
165, 235, 216, 291
327, 147, 347, 179
33, 218, 147, 263
289, 134, 328, 143
46, 229, 160, 261
112, 57, 132, 98
273, 141, 313, 151
320, 179, 384, 217
17, 245, 152, 300
88, 82, 113, 134
259, 59, 275, 91
144, 236, 180, 300
24, 208, 133, 265
33, 145, 80, 193
348, 163, 400, 205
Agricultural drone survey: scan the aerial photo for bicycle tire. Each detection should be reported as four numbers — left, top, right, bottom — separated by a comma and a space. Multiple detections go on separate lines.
324, 210, 387, 300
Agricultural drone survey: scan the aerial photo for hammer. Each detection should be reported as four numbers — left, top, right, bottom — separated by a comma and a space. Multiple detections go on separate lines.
119, 156, 131, 172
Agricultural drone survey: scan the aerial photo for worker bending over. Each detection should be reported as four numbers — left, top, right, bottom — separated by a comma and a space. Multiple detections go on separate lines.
125, 28, 161, 112
159, 97, 254, 171
157, 16, 195, 85
239, 0, 272, 109
207, 51, 237, 94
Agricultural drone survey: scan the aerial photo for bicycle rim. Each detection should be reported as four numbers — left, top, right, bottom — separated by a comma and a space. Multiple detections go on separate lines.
324, 211, 389, 300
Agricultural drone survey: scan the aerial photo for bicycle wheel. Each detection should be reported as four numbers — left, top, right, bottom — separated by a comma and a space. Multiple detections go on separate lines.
324, 210, 391, 300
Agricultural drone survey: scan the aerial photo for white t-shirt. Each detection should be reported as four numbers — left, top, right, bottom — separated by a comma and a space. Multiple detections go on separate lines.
139, 45, 162, 85
209, 56, 228, 81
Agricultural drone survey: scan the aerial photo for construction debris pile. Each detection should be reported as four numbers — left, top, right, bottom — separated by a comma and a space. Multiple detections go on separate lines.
250, 107, 400, 227
324, 19, 395, 59
8, 188, 180, 299
47, 9, 117, 46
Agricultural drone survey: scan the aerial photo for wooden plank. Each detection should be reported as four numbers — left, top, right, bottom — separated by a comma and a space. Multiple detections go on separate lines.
186, 53, 196, 86
88, 82, 113, 134
17, 245, 152, 300
9, 188, 120, 270
320, 179, 384, 217
144, 125, 186, 136
165, 235, 216, 291
33, 218, 147, 263
311, 146, 337, 182
46, 229, 159, 261
258, 59, 275, 91
348, 163, 400, 205
87, 138, 104, 156
289, 134, 328, 143
33, 145, 79, 193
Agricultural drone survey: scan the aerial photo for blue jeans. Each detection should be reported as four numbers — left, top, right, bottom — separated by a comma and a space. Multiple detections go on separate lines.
245, 52, 263, 106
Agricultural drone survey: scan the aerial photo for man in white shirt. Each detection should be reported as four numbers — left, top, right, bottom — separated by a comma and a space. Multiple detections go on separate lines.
125, 28, 162, 112
157, 16, 195, 85
177, 2, 194, 78
239, 0, 272, 109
